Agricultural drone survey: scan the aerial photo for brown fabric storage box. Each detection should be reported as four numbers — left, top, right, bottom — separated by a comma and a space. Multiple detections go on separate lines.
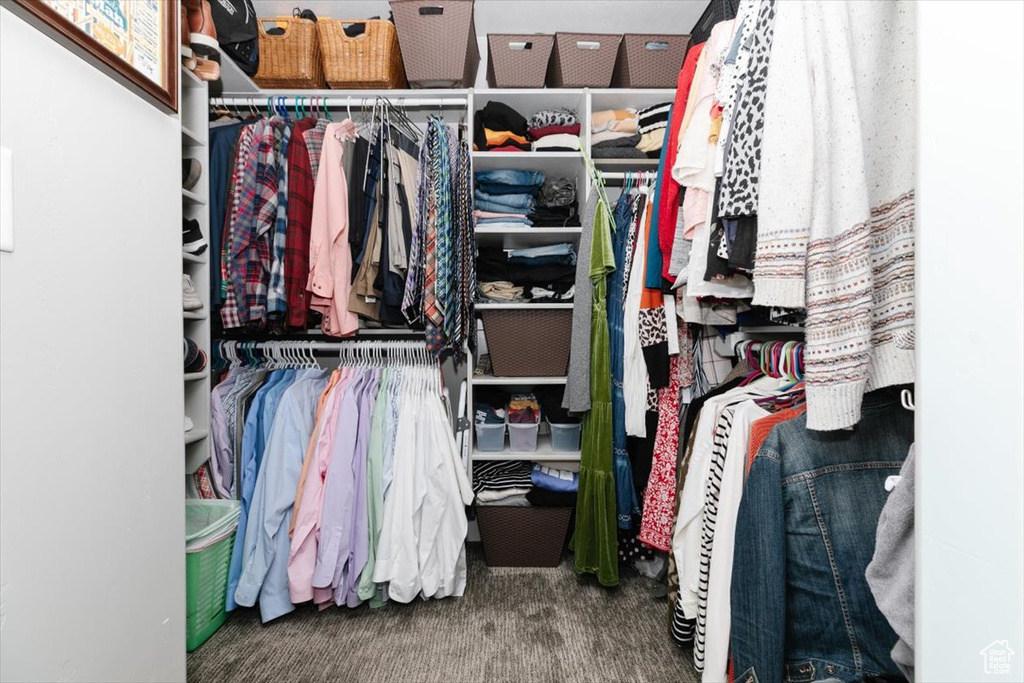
318, 18, 408, 89
486, 34, 554, 88
254, 16, 325, 89
480, 308, 572, 377
546, 32, 622, 88
390, 0, 480, 88
612, 34, 690, 88
476, 506, 573, 567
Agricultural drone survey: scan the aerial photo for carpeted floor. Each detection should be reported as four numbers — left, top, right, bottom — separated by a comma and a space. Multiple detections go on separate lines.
188, 546, 698, 683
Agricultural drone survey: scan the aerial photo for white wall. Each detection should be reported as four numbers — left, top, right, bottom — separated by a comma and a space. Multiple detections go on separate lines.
0, 7, 185, 683
917, 2, 1024, 680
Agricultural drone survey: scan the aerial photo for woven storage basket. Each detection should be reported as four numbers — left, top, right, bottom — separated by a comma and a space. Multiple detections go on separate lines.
612, 34, 690, 88
486, 34, 554, 88
390, 0, 479, 88
480, 308, 572, 377
476, 506, 573, 567
318, 18, 408, 89
254, 16, 325, 88
546, 32, 622, 88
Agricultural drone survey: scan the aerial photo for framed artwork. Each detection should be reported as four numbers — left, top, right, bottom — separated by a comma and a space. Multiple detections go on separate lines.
9, 0, 178, 113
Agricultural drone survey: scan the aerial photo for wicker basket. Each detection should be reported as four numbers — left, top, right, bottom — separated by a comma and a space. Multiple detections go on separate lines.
612, 34, 690, 88
318, 18, 408, 89
254, 16, 325, 89
546, 32, 622, 88
476, 506, 573, 567
390, 0, 479, 88
486, 34, 554, 88
480, 308, 572, 377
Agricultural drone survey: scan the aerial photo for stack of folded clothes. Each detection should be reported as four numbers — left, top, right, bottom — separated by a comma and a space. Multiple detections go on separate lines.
475, 169, 545, 229
507, 393, 540, 423
475, 402, 507, 425
636, 102, 672, 157
530, 177, 579, 227
528, 108, 581, 152
591, 108, 644, 159
477, 245, 576, 302
473, 460, 533, 506
474, 101, 531, 152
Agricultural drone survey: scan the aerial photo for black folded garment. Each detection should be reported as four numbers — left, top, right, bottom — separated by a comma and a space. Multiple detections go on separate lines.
592, 146, 648, 159
528, 203, 579, 227
474, 101, 529, 150
593, 133, 642, 149
526, 488, 577, 507
478, 247, 576, 290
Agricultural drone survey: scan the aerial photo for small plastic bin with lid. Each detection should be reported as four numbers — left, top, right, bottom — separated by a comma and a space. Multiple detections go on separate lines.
546, 418, 581, 452
507, 413, 540, 452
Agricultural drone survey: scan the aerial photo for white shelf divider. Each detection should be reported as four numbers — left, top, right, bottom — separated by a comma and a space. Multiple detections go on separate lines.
182, 251, 208, 264
184, 371, 209, 382
183, 310, 208, 320
182, 188, 205, 205
472, 374, 567, 385
475, 302, 573, 310
184, 429, 209, 445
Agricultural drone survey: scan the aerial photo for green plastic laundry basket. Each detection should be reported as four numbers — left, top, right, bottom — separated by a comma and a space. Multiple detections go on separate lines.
185, 501, 240, 652
186, 531, 235, 651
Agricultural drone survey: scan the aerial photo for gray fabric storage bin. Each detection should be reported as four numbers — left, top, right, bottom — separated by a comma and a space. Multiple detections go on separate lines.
390, 0, 479, 87
612, 33, 690, 88
486, 33, 554, 88
546, 32, 621, 88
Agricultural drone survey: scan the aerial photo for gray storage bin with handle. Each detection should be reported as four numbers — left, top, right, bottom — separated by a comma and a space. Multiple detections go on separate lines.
486, 34, 554, 88
390, 0, 479, 88
546, 32, 622, 88
612, 33, 690, 88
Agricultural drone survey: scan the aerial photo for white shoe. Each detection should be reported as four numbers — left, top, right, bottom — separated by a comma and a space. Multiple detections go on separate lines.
182, 274, 203, 311
185, 415, 194, 432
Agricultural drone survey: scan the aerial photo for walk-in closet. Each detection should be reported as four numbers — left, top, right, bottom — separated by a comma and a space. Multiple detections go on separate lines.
0, 1, 1022, 683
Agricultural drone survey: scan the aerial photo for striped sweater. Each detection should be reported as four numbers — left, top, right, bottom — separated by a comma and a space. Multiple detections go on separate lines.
754, 1, 916, 430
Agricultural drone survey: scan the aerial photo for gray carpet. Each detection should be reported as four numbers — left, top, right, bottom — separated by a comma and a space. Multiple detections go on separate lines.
188, 546, 699, 683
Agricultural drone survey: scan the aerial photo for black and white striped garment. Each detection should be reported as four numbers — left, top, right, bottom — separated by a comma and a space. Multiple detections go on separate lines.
671, 598, 696, 647
693, 407, 736, 672
471, 459, 533, 495
636, 102, 672, 135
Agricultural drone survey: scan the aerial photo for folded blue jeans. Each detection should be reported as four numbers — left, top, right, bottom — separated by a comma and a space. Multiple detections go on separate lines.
474, 169, 545, 187
476, 182, 545, 196
477, 216, 533, 226
508, 243, 576, 259
475, 190, 535, 212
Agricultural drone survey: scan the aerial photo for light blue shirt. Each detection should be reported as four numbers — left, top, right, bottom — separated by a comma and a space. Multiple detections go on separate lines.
225, 369, 295, 611
234, 370, 327, 622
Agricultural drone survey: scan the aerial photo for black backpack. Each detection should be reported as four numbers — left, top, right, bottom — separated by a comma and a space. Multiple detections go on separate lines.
208, 0, 260, 76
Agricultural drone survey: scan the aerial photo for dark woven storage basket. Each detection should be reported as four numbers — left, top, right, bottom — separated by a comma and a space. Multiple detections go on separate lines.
476, 506, 573, 567
481, 308, 572, 376
390, 0, 479, 88
318, 18, 408, 89
486, 34, 554, 88
254, 16, 325, 89
546, 32, 622, 88
612, 34, 690, 88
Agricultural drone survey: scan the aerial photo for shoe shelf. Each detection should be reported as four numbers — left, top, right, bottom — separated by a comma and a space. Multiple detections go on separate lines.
182, 188, 205, 205
475, 302, 573, 310
182, 251, 208, 264
183, 310, 208, 320
184, 428, 209, 445
472, 373, 567, 385
184, 371, 209, 382
181, 124, 203, 147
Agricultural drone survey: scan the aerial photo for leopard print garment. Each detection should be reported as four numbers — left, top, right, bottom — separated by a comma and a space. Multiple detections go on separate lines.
717, 0, 778, 218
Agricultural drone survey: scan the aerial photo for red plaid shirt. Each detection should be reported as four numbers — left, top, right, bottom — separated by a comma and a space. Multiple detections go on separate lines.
220, 124, 256, 329
284, 118, 317, 328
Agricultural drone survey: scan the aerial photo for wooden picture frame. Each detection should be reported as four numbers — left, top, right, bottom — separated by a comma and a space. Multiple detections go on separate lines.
9, 0, 178, 113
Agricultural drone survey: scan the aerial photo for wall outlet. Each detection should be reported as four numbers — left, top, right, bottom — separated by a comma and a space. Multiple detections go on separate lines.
0, 147, 12, 252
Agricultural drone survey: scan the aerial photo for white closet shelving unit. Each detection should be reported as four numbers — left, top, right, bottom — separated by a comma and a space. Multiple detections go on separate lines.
465, 87, 676, 475
209, 57, 676, 482
181, 64, 212, 477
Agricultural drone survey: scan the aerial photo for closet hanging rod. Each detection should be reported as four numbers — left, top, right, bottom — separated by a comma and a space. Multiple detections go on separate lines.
211, 96, 467, 109
226, 340, 428, 351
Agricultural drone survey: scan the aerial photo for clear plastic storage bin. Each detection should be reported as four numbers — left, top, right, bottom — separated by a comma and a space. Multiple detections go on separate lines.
475, 422, 507, 452
507, 418, 540, 452
547, 420, 582, 452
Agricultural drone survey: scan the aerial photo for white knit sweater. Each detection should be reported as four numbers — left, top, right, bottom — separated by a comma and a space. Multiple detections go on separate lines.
755, 1, 916, 430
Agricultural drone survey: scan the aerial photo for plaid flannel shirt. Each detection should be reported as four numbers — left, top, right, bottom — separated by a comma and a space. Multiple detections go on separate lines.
266, 123, 292, 323
285, 118, 318, 328
228, 119, 278, 326
220, 123, 256, 329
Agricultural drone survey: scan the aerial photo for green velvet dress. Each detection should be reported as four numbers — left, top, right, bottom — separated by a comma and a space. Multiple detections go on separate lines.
571, 195, 619, 587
